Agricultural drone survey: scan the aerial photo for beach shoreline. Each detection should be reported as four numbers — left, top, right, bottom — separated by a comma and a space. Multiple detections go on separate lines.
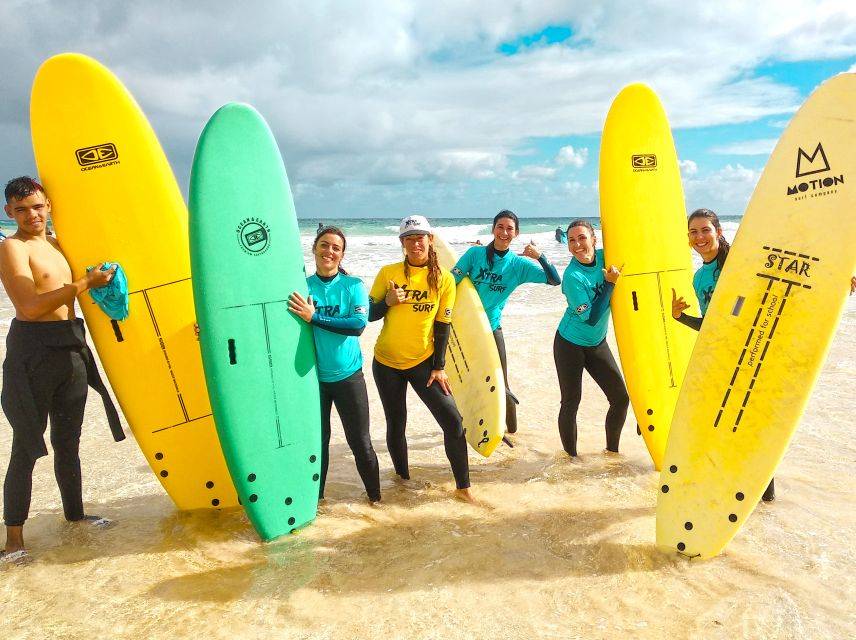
1, 289, 853, 638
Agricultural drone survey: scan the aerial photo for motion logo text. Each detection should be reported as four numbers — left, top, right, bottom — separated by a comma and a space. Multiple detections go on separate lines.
787, 142, 844, 199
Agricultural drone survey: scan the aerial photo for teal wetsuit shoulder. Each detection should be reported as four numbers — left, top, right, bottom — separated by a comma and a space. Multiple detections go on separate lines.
451, 245, 558, 331
693, 259, 720, 316
307, 273, 368, 382
557, 249, 613, 346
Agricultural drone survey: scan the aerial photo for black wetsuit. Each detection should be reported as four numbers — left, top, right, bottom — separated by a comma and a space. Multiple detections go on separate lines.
553, 251, 629, 456
2, 319, 123, 527
319, 370, 381, 502
491, 327, 519, 434
553, 334, 629, 456
371, 352, 470, 489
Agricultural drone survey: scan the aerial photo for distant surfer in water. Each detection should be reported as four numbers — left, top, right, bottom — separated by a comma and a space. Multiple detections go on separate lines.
289, 226, 381, 504
368, 215, 475, 503
553, 219, 628, 458
555, 227, 567, 243
670, 208, 777, 501
451, 210, 560, 436
0, 177, 122, 564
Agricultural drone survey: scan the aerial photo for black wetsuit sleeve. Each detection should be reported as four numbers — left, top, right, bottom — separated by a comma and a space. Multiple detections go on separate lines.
538, 255, 561, 286
585, 282, 615, 326
310, 314, 365, 336
369, 299, 388, 321
675, 313, 703, 332
432, 321, 451, 369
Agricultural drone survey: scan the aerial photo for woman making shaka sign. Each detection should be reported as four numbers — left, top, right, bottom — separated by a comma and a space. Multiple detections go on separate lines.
368, 215, 474, 503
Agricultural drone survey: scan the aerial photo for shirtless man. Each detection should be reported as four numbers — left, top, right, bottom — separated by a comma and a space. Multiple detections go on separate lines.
0, 176, 123, 563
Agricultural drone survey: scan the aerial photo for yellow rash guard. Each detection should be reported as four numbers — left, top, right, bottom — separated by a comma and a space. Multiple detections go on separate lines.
370, 261, 456, 369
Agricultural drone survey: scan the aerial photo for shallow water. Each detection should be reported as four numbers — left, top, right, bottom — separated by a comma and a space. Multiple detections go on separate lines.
1, 244, 854, 639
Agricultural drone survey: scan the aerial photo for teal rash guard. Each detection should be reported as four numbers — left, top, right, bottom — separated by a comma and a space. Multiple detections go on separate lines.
557, 248, 614, 346
451, 245, 560, 330
676, 258, 721, 331
306, 272, 369, 383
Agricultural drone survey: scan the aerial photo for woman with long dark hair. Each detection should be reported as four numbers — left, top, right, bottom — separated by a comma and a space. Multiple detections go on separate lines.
368, 215, 474, 502
451, 209, 560, 434
288, 226, 381, 503
553, 219, 629, 458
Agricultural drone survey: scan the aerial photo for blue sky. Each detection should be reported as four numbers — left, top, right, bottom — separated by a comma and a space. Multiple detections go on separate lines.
2, 1, 855, 218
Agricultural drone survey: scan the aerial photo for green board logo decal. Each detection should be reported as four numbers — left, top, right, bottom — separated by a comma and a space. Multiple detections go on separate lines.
76, 143, 120, 171
237, 217, 271, 255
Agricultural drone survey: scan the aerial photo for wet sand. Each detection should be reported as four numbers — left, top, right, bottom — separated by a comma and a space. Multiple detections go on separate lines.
1, 294, 854, 639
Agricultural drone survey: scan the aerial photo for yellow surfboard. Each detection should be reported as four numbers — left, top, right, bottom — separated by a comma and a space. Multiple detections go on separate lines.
599, 83, 697, 470
433, 235, 506, 457
30, 53, 237, 510
656, 73, 856, 559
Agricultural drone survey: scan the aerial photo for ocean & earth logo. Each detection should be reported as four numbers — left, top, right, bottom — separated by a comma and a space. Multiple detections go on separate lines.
236, 217, 271, 255
787, 142, 844, 198
631, 154, 657, 172
76, 143, 120, 171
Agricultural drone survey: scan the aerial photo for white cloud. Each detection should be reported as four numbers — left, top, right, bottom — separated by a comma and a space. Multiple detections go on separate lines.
683, 163, 763, 215
556, 145, 588, 168
3, 0, 856, 212
679, 159, 698, 177
710, 139, 779, 155
511, 165, 558, 181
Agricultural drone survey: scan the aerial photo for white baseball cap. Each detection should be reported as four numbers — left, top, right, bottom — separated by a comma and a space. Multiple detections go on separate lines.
398, 214, 433, 238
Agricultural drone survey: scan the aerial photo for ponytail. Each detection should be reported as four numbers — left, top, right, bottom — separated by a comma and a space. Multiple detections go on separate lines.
426, 243, 441, 294
486, 241, 497, 269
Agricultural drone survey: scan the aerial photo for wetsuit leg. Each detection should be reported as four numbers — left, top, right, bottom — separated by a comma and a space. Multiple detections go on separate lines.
2, 344, 63, 526
48, 350, 88, 522
493, 328, 517, 434
318, 381, 335, 499
330, 371, 381, 501
405, 358, 470, 489
552, 332, 585, 456
372, 358, 410, 480
583, 340, 629, 453
762, 478, 775, 502
2, 438, 39, 527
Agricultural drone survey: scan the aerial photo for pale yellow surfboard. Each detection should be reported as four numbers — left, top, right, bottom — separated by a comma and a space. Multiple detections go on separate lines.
656, 73, 856, 559
433, 235, 506, 457
600, 83, 698, 470
30, 53, 237, 510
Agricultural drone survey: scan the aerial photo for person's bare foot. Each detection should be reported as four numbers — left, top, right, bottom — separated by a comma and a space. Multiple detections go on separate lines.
0, 549, 30, 565
72, 515, 114, 529
603, 448, 621, 457
453, 488, 478, 505
3, 525, 25, 553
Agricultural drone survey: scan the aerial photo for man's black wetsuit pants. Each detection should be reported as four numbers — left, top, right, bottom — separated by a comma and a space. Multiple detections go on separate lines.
2, 327, 88, 526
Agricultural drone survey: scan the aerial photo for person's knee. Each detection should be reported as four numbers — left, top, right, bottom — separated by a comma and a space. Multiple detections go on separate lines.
611, 387, 630, 409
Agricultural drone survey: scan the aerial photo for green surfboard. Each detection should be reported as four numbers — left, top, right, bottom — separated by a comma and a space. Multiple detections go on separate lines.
189, 103, 321, 541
